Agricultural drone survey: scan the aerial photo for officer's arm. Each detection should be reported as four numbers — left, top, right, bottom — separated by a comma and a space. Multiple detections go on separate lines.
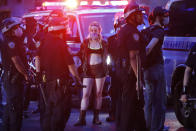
146, 38, 159, 55
129, 50, 139, 77
68, 64, 81, 82
183, 66, 192, 92
11, 56, 28, 80
35, 56, 40, 73
180, 66, 192, 102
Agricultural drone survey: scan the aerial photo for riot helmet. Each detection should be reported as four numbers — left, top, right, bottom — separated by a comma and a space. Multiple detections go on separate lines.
1, 17, 22, 34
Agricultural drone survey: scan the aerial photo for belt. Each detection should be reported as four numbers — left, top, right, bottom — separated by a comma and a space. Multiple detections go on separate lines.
115, 58, 129, 68
45, 77, 67, 87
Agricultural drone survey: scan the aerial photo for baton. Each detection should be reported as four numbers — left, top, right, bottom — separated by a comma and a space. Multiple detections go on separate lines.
38, 83, 48, 106
136, 54, 142, 100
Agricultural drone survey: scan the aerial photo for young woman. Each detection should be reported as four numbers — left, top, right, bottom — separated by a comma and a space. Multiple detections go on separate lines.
74, 22, 108, 126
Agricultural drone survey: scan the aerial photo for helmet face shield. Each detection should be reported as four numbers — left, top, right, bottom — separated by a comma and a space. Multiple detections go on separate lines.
124, 8, 143, 19
47, 19, 68, 33
124, 3, 144, 20
1, 17, 22, 34
48, 25, 66, 32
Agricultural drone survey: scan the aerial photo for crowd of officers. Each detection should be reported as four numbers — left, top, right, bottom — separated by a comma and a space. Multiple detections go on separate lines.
0, 2, 195, 131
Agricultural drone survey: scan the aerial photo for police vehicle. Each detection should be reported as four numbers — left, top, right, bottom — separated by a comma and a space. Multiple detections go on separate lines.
163, 0, 196, 127
66, 1, 149, 53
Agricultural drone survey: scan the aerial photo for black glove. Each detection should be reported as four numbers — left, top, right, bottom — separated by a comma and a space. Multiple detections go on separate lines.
72, 76, 85, 88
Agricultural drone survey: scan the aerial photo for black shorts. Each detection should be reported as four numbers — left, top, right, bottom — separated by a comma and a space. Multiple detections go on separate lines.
84, 64, 106, 78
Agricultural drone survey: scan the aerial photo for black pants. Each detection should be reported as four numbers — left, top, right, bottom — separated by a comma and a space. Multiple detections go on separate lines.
2, 73, 24, 131
115, 69, 147, 131
23, 84, 31, 111
109, 70, 120, 118
23, 84, 40, 112
40, 80, 71, 131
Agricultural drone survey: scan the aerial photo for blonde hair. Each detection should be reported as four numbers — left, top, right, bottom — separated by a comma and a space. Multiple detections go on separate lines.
87, 21, 102, 42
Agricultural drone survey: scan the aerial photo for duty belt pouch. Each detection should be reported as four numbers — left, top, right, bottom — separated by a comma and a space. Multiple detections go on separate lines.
46, 78, 69, 105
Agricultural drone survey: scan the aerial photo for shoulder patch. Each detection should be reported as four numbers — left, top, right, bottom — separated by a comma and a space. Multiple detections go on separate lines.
133, 33, 139, 41
8, 42, 15, 49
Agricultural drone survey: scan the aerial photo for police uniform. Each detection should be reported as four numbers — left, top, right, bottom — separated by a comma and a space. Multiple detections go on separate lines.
37, 32, 74, 131
107, 34, 121, 121
1, 37, 28, 131
116, 23, 146, 131
23, 33, 35, 113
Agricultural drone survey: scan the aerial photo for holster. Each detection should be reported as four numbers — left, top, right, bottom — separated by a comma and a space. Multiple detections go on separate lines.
48, 78, 70, 106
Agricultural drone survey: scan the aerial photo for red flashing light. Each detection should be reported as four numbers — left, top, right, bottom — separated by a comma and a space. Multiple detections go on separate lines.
42, 0, 129, 9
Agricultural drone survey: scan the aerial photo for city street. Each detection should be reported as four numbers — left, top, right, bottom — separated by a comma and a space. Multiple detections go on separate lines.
1, 102, 195, 131
0, 0, 196, 131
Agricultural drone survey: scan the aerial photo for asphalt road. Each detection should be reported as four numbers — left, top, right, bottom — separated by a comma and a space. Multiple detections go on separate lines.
0, 102, 195, 131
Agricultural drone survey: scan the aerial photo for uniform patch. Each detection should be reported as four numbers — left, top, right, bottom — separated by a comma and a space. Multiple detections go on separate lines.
133, 33, 139, 41
8, 42, 15, 49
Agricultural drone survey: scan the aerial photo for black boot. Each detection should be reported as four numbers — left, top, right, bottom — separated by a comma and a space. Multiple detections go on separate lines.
93, 110, 102, 125
74, 110, 86, 126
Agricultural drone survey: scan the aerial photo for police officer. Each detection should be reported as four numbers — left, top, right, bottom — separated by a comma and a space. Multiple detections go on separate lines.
116, 3, 147, 131
23, 17, 38, 118
35, 10, 82, 131
106, 16, 125, 122
180, 43, 196, 128
1, 17, 29, 131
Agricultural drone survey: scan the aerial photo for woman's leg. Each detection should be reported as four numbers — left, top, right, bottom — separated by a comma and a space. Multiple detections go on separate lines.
81, 78, 94, 110
92, 77, 106, 125
94, 77, 106, 110
74, 78, 94, 126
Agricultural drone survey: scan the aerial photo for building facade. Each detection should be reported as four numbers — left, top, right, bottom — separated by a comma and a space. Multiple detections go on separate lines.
0, 0, 43, 16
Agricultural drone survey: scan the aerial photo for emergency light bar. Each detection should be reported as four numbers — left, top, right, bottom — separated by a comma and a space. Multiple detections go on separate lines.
80, 1, 88, 6
42, 0, 128, 9
42, 0, 78, 9
92, 1, 102, 6
42, 2, 67, 7
110, 1, 128, 6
